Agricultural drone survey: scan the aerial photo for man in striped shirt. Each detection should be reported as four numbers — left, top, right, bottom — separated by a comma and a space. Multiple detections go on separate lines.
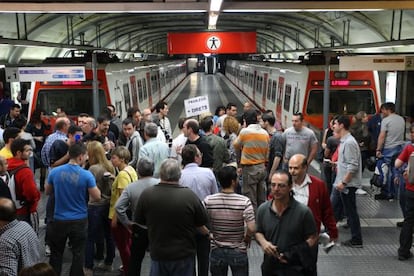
234, 109, 269, 212
204, 166, 255, 276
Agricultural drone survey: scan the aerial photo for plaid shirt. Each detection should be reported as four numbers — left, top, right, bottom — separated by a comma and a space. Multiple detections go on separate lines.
0, 220, 40, 275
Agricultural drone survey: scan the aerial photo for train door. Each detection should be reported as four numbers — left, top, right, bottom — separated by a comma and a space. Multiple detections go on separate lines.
276, 76, 284, 123
130, 75, 138, 108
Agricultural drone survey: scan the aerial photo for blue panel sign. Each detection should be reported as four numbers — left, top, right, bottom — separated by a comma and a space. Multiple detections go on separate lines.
17, 66, 86, 82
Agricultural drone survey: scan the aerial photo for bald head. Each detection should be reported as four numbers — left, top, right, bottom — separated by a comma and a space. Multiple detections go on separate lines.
0, 198, 16, 222
288, 154, 308, 183
289, 154, 307, 167
243, 102, 253, 112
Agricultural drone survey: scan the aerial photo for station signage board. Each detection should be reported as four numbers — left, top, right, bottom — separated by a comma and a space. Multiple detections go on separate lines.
167, 31, 256, 54
6, 66, 86, 82
184, 95, 210, 117
339, 56, 414, 71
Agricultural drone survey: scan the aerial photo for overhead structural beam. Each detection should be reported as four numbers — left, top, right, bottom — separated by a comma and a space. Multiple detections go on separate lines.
266, 38, 414, 55
221, 1, 414, 12
0, 2, 207, 13
0, 37, 158, 55
1, 1, 414, 13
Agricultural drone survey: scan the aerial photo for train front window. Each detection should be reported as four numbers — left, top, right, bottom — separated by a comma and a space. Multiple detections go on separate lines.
306, 89, 375, 115
36, 89, 106, 116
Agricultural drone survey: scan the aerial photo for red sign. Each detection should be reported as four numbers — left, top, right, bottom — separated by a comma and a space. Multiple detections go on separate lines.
167, 31, 256, 54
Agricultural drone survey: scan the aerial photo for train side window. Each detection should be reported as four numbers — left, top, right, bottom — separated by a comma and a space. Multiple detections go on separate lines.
257, 76, 263, 95
284, 84, 292, 111
267, 79, 272, 100
138, 79, 143, 103
123, 83, 131, 111
143, 78, 148, 100
271, 80, 277, 102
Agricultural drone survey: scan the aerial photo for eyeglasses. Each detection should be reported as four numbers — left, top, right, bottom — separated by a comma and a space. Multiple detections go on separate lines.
271, 183, 289, 189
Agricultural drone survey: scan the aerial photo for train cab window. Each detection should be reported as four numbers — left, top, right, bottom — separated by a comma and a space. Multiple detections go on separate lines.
271, 80, 277, 103
142, 78, 148, 100
284, 84, 292, 111
35, 89, 106, 117
306, 89, 376, 115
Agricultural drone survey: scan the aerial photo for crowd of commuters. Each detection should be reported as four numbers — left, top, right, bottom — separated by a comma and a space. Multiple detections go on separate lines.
0, 97, 413, 276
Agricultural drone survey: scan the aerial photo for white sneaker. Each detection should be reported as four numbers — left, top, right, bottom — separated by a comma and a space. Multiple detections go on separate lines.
45, 245, 51, 257
355, 188, 367, 195
96, 262, 113, 272
83, 267, 93, 276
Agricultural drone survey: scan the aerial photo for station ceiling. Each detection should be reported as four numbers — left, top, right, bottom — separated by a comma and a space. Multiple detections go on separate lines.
0, 1, 414, 64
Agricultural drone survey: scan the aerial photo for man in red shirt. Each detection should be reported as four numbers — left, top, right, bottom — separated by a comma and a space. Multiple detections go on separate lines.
7, 138, 40, 234
288, 154, 338, 242
395, 125, 414, 261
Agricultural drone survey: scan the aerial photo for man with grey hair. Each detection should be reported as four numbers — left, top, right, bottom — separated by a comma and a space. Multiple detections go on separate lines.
115, 157, 159, 276
134, 159, 209, 276
139, 122, 170, 178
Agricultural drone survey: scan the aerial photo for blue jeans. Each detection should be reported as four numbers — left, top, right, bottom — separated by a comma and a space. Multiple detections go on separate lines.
339, 187, 362, 242
85, 204, 115, 269
150, 255, 195, 276
48, 219, 88, 276
378, 145, 403, 197
210, 248, 248, 276
330, 187, 345, 222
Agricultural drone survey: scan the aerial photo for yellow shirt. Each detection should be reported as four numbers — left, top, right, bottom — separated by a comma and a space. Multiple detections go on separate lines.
108, 165, 138, 219
0, 147, 13, 159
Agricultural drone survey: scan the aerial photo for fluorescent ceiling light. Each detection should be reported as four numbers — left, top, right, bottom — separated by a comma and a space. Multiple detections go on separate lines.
210, 0, 223, 12
208, 13, 219, 29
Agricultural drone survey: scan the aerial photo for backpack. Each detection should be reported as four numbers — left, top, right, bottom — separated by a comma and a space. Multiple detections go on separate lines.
0, 174, 12, 199
7, 165, 29, 210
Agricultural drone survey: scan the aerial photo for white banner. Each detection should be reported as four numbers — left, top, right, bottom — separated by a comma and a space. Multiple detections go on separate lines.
184, 95, 210, 117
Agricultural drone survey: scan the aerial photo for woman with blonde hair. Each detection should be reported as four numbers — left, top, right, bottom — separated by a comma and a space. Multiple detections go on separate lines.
109, 146, 137, 275
223, 115, 240, 165
84, 141, 116, 274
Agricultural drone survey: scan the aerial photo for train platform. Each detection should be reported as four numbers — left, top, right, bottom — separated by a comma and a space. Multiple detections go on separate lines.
37, 72, 413, 275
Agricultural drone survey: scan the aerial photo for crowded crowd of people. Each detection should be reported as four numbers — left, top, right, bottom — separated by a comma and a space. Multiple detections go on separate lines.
0, 98, 412, 276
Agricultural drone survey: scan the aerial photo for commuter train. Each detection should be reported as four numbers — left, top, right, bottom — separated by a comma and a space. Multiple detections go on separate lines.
225, 59, 381, 130
27, 57, 187, 122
